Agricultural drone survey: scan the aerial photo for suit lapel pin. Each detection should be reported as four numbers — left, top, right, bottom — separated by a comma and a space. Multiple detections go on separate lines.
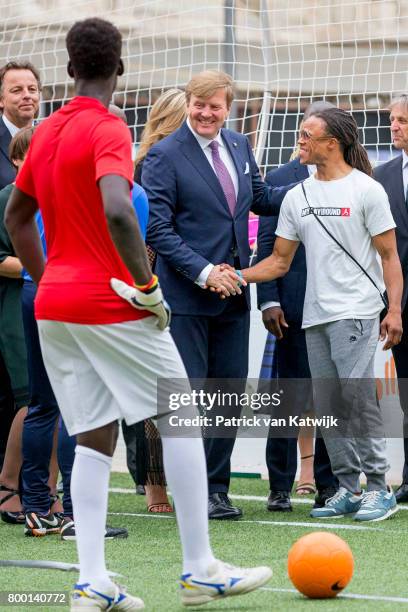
233, 142, 237, 147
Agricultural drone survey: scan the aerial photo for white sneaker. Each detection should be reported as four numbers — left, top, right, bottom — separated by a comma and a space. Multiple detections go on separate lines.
71, 583, 144, 610
180, 559, 272, 606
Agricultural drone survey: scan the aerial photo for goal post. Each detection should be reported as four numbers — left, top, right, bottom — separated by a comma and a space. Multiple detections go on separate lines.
1, 0, 406, 171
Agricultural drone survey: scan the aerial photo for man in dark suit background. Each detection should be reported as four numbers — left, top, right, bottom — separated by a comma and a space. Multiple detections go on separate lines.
374, 95, 408, 502
144, 70, 292, 520
0, 61, 40, 472
0, 62, 40, 189
257, 101, 337, 512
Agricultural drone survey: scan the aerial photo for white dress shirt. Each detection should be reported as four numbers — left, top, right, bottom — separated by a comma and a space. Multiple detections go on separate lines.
260, 163, 315, 312
2, 113, 20, 137
186, 118, 239, 287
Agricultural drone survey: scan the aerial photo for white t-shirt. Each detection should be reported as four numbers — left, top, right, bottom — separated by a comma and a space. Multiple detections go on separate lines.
276, 168, 396, 328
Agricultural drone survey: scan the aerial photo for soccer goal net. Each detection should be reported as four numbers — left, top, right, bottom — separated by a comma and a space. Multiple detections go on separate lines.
1, 0, 407, 173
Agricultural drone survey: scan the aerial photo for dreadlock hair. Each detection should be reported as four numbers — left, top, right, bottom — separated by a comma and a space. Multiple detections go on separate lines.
290, 100, 336, 160
312, 107, 372, 177
303, 100, 335, 121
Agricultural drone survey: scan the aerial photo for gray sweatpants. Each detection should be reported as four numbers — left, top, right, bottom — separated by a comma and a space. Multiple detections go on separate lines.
305, 317, 389, 493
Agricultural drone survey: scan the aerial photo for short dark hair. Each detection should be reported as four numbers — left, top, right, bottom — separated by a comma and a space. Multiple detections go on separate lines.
9, 126, 35, 164
66, 18, 122, 80
0, 61, 41, 95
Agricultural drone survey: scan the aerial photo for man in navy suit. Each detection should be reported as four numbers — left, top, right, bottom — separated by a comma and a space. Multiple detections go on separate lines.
144, 70, 292, 520
257, 102, 337, 513
0, 61, 41, 190
374, 95, 408, 503
0, 61, 40, 472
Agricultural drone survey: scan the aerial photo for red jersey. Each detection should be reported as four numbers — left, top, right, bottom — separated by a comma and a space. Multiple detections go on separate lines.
16, 97, 150, 324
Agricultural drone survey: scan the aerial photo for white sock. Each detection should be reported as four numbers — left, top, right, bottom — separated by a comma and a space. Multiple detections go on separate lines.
71, 445, 113, 588
162, 436, 215, 576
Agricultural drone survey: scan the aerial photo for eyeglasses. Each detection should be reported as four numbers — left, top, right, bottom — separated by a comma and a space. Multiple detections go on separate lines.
298, 129, 336, 142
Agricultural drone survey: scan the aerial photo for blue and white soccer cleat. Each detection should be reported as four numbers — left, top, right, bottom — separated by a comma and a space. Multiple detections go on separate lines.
71, 582, 144, 611
310, 487, 361, 519
179, 559, 272, 606
354, 488, 398, 522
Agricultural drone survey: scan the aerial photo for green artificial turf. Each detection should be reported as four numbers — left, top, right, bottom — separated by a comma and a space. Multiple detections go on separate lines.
1, 474, 407, 611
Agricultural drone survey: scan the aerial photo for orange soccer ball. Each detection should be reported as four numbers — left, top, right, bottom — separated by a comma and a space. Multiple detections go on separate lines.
287, 532, 354, 598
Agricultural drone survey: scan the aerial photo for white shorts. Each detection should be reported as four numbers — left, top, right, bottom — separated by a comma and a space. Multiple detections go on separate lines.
38, 317, 189, 436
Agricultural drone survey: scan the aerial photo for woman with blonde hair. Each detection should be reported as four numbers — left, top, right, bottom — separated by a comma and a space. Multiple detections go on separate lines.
134, 88, 187, 184
122, 88, 187, 513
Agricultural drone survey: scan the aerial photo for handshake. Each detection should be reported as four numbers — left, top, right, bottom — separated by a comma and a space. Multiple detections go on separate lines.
110, 264, 246, 331
205, 263, 247, 299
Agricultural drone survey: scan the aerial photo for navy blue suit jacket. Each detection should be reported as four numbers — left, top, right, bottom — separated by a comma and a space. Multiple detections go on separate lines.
374, 155, 408, 310
0, 117, 16, 190
144, 121, 291, 315
256, 158, 308, 325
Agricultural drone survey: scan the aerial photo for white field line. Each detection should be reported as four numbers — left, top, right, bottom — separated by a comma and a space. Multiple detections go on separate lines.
108, 487, 408, 510
233, 493, 408, 510
239, 519, 385, 531
109, 490, 408, 602
261, 587, 408, 604
107, 511, 397, 532
110, 487, 150, 494
108, 512, 173, 519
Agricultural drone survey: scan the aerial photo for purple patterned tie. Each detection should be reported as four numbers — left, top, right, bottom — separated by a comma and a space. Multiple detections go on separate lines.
209, 140, 236, 215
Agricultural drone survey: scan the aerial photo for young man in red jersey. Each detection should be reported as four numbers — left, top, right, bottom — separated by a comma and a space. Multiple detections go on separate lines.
5, 17, 271, 611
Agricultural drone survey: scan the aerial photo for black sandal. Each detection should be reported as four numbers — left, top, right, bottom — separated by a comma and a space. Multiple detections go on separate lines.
0, 484, 25, 524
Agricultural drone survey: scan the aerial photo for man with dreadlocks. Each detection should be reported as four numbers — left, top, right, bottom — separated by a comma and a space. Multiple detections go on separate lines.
237, 107, 403, 522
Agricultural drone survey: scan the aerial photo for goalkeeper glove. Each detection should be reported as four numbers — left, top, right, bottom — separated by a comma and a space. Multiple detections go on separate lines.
110, 276, 171, 331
